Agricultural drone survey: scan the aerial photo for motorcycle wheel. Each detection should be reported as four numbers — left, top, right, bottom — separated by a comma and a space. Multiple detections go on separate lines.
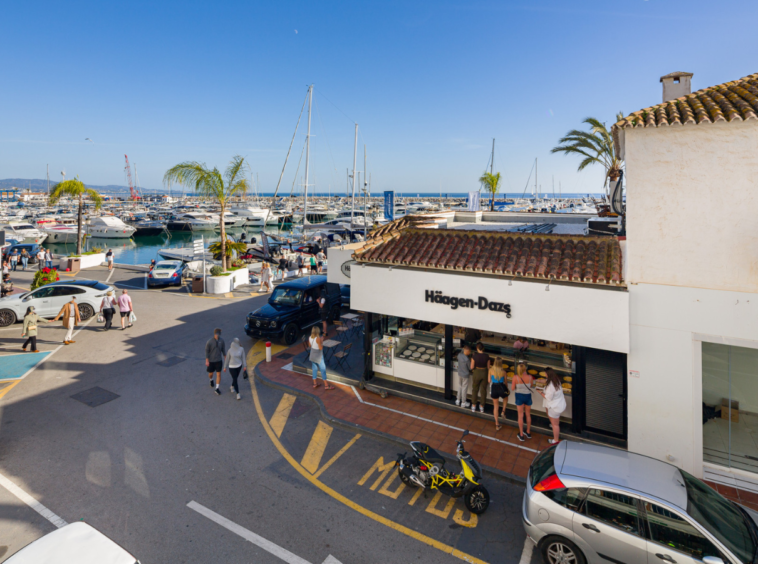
398, 467, 416, 487
464, 485, 490, 514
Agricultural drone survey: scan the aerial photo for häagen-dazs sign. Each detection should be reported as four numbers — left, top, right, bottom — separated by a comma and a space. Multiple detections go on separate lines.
340, 260, 357, 278
425, 289, 512, 318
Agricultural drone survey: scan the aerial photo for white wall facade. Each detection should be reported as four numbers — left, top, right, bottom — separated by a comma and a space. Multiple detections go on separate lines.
352, 264, 629, 353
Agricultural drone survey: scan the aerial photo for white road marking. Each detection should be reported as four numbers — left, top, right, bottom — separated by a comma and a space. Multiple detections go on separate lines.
0, 471, 67, 528
187, 501, 343, 564
115, 284, 145, 290
519, 536, 535, 564
106, 267, 115, 283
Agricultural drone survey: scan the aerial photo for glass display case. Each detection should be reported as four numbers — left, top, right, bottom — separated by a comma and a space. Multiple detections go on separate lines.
394, 331, 443, 367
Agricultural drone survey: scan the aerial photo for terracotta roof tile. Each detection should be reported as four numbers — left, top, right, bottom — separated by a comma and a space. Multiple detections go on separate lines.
615, 72, 758, 130
354, 228, 625, 287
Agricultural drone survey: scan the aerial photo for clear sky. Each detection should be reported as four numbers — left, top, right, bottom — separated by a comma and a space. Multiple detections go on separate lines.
1, 0, 755, 195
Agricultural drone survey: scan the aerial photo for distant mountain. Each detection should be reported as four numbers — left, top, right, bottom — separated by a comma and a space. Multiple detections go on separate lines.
0, 179, 167, 195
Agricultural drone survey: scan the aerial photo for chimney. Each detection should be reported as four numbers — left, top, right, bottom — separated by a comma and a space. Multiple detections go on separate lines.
660, 72, 693, 103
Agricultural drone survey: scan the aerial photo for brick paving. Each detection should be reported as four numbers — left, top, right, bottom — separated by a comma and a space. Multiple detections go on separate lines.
258, 341, 550, 481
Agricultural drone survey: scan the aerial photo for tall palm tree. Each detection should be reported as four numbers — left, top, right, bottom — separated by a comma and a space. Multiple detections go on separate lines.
551, 113, 624, 195
479, 172, 502, 211
48, 178, 103, 255
163, 156, 250, 271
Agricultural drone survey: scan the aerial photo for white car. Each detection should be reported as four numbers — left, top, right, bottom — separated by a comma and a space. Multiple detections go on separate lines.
6, 521, 139, 563
0, 279, 113, 327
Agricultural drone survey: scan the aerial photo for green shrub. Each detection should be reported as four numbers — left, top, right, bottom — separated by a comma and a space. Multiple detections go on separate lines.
90, 246, 104, 253
31, 268, 60, 290
210, 266, 223, 276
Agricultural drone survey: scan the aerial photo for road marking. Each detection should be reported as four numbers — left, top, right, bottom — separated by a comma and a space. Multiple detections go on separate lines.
187, 501, 342, 564
301, 421, 333, 473
270, 393, 297, 438
313, 433, 361, 480
519, 536, 534, 564
0, 381, 21, 400
358, 457, 396, 490
250, 378, 488, 564
426, 492, 456, 519
377, 470, 406, 499
0, 471, 68, 528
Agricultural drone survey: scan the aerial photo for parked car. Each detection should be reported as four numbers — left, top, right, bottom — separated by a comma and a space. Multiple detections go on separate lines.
5, 521, 139, 564
147, 260, 186, 287
2, 243, 42, 265
524, 441, 758, 564
244, 275, 341, 344
0, 279, 113, 326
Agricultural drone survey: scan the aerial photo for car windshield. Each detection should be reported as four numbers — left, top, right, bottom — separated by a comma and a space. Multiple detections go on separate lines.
269, 287, 302, 306
681, 470, 756, 563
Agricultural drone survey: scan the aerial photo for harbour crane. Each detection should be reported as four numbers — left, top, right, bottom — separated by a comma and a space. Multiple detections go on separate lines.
124, 154, 138, 200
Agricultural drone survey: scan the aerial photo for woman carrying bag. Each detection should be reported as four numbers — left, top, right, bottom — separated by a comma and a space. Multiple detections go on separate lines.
488, 357, 509, 431
538, 368, 566, 445
21, 306, 51, 353
99, 291, 117, 331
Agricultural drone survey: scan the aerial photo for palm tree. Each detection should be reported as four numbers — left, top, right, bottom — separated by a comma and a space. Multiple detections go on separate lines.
551, 113, 624, 196
48, 178, 103, 255
479, 172, 502, 211
164, 156, 250, 271
208, 236, 248, 262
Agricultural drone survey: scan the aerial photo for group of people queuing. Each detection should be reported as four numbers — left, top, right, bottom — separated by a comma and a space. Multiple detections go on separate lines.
456, 341, 566, 445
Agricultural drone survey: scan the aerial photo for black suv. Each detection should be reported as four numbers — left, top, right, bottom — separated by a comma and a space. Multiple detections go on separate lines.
244, 275, 342, 345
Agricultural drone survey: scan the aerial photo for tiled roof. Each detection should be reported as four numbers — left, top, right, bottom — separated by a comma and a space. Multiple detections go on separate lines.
368, 214, 442, 240
355, 228, 623, 286
615, 72, 758, 129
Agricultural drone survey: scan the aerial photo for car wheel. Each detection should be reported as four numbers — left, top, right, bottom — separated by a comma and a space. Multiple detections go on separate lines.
78, 304, 94, 321
464, 485, 490, 514
540, 536, 585, 564
283, 323, 299, 346
0, 309, 17, 327
329, 305, 340, 323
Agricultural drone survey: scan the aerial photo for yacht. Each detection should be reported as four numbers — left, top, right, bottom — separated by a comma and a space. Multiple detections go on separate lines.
132, 220, 167, 236
219, 211, 248, 228
228, 207, 270, 228
86, 216, 137, 239
166, 212, 217, 231
2, 222, 48, 244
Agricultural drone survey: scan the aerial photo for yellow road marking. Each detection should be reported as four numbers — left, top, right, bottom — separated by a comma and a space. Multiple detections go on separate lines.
313, 433, 361, 480
358, 457, 396, 490
249, 378, 488, 564
301, 421, 333, 473
408, 488, 424, 506
378, 470, 406, 499
426, 491, 457, 519
269, 394, 297, 438
0, 380, 21, 401
453, 509, 478, 528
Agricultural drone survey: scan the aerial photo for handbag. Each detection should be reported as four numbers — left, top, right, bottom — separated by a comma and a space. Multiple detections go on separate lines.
27, 324, 37, 332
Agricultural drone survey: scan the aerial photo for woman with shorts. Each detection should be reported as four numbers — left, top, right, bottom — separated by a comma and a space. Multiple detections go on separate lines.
511, 361, 533, 442
489, 357, 508, 430
538, 368, 566, 445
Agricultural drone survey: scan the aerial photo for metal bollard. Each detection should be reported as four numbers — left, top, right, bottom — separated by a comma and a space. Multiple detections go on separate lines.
266, 342, 272, 363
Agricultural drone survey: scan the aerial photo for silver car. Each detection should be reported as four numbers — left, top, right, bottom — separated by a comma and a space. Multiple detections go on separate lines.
524, 441, 758, 564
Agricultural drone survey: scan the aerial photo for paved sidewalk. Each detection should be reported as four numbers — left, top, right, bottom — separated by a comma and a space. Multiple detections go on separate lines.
257, 342, 551, 482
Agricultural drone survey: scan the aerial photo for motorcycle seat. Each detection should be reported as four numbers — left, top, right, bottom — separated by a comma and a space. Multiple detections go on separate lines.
413, 442, 445, 465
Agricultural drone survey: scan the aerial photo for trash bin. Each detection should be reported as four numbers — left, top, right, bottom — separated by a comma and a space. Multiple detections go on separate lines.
192, 275, 205, 293
68, 257, 81, 273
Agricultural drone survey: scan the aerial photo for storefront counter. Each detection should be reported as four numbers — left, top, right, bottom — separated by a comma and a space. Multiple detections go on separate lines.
372, 335, 445, 390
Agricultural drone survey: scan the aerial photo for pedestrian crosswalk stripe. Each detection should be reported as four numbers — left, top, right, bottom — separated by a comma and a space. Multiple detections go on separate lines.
301, 421, 333, 474
270, 394, 297, 438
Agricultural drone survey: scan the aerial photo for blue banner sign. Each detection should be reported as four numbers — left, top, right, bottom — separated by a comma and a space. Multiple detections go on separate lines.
384, 191, 395, 221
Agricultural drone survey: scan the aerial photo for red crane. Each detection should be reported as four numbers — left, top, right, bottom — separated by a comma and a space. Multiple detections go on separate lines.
124, 154, 138, 200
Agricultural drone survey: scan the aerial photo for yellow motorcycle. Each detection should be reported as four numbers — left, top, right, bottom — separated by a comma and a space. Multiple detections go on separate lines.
395, 430, 490, 514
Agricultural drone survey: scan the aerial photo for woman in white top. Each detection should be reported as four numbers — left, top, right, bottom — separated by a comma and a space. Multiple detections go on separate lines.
99, 291, 117, 331
223, 338, 247, 400
259, 262, 272, 293
309, 326, 334, 390
538, 368, 566, 445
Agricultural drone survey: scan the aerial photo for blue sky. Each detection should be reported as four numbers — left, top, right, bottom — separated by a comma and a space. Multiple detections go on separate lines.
1, 0, 755, 195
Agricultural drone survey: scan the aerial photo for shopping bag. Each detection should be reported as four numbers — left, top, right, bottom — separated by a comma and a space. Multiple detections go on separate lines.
97, 314, 104, 323
129, 311, 137, 323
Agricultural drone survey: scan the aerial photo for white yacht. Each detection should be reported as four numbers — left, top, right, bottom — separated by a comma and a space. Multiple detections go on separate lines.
229, 207, 270, 228
86, 216, 137, 239
2, 222, 48, 244
166, 212, 217, 231
219, 211, 249, 228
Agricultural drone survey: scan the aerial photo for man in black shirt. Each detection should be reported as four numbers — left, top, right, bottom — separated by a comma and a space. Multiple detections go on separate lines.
205, 328, 226, 395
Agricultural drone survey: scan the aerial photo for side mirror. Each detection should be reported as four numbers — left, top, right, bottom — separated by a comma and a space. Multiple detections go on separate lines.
703, 558, 724, 564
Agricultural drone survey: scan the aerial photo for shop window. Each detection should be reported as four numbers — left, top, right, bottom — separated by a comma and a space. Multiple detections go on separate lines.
702, 342, 758, 473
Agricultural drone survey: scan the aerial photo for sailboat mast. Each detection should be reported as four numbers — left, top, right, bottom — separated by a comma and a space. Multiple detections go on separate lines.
46, 164, 49, 197
351, 123, 358, 223
535, 158, 538, 199
303, 84, 313, 226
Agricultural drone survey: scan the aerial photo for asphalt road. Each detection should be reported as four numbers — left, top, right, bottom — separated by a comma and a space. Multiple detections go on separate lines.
0, 266, 538, 563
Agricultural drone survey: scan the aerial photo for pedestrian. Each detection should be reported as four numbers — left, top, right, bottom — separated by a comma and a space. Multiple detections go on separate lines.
455, 343, 472, 408
36, 248, 45, 271
489, 357, 509, 430
316, 250, 326, 274
205, 328, 226, 395
259, 262, 272, 293
223, 337, 247, 400
512, 361, 534, 442
53, 295, 81, 345
470, 342, 491, 413
2, 259, 8, 277
9, 250, 18, 271
318, 289, 328, 336
296, 253, 304, 277
309, 326, 334, 390
44, 248, 53, 269
20, 248, 29, 271
464, 327, 481, 349
106, 248, 114, 271
21, 306, 51, 352
149, 259, 156, 271
309, 254, 318, 274
278, 256, 288, 281
118, 289, 134, 330
1, 273, 12, 298
513, 336, 530, 357
537, 368, 566, 445
99, 290, 117, 330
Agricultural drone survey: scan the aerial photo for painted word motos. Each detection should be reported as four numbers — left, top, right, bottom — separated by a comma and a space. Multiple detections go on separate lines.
425, 290, 512, 318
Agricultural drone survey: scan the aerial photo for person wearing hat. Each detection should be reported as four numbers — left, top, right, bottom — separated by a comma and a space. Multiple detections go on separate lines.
99, 290, 117, 330
54, 296, 81, 345
21, 306, 51, 352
